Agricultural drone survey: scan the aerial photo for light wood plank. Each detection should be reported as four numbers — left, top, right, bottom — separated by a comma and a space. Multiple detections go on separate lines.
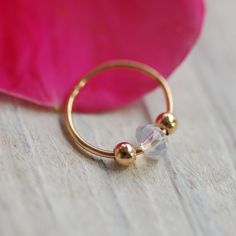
0, 98, 195, 236
143, 0, 236, 234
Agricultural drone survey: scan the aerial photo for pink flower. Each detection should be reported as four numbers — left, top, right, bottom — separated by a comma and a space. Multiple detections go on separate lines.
0, 0, 204, 112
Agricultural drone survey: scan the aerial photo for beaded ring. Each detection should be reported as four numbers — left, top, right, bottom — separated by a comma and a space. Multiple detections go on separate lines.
64, 60, 177, 166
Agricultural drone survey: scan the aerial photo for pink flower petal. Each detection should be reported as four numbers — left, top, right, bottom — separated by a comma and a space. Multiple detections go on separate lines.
0, 0, 204, 112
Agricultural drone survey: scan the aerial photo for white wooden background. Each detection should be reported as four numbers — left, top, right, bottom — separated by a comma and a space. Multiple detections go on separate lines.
1, 1, 236, 235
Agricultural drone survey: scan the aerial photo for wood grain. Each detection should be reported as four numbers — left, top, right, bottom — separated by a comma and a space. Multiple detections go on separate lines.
0, 1, 236, 235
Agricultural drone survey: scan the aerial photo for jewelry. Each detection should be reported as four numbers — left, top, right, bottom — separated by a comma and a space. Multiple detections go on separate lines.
64, 60, 177, 166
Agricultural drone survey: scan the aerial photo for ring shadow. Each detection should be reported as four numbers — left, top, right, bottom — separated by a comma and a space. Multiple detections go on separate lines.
58, 114, 132, 172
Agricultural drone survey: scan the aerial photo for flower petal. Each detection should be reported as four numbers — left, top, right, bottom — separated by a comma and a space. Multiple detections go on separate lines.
0, 0, 204, 112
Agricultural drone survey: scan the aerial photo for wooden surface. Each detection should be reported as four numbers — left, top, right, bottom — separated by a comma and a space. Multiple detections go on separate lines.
1, 1, 236, 235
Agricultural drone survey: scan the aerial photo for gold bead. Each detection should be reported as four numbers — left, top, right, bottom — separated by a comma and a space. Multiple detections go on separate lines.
114, 142, 136, 166
156, 112, 178, 135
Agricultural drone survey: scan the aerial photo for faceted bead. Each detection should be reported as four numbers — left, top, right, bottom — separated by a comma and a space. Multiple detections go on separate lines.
135, 124, 168, 160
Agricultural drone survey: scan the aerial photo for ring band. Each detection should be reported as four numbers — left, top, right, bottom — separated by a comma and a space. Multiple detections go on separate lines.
64, 60, 178, 166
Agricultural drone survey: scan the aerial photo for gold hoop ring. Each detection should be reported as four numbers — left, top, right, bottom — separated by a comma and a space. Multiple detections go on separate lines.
64, 60, 178, 166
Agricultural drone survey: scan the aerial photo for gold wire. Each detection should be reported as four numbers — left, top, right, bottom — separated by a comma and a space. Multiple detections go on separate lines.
64, 60, 174, 159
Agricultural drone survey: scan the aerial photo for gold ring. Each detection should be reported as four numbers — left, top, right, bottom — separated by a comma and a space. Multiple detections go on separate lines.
64, 60, 178, 166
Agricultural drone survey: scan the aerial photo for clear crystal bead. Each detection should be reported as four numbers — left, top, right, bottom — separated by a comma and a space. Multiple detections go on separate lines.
135, 124, 168, 160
